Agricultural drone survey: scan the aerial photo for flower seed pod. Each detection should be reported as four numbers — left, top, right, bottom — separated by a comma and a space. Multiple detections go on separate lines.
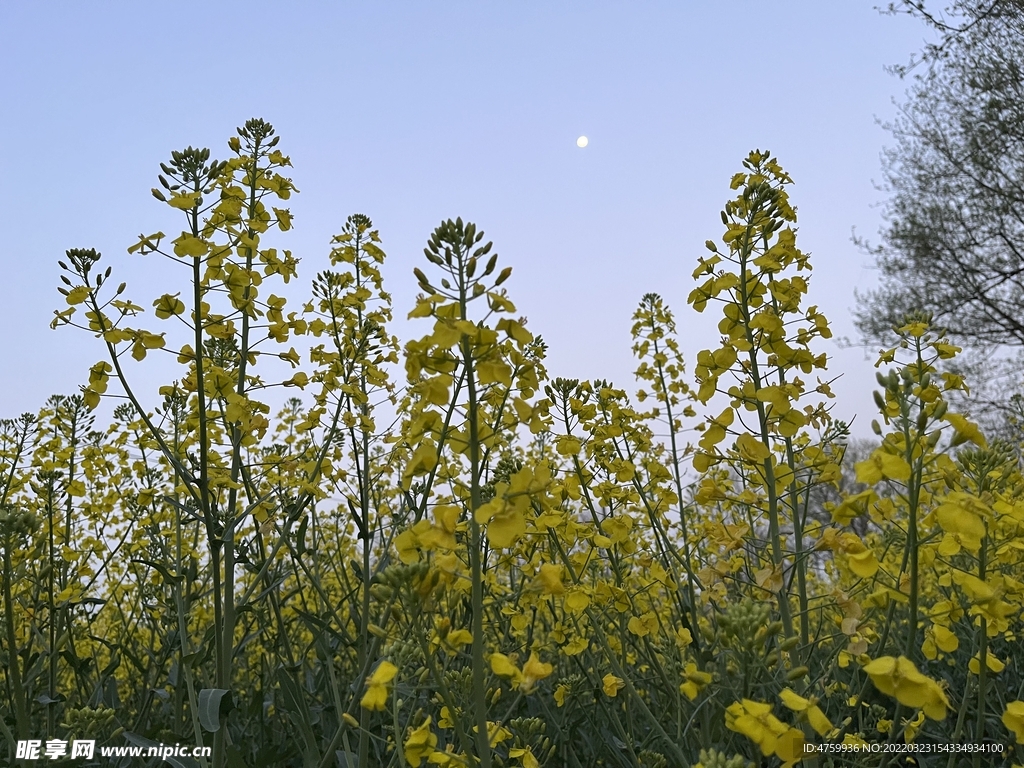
779, 636, 800, 651
786, 665, 809, 681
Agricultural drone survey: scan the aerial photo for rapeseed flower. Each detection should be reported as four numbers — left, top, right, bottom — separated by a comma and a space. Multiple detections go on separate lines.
863, 656, 948, 720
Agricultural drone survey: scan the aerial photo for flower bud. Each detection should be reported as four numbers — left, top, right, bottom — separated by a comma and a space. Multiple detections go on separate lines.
786, 665, 809, 681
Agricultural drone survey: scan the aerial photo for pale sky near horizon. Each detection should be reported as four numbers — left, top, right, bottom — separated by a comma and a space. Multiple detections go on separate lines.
0, 2, 931, 436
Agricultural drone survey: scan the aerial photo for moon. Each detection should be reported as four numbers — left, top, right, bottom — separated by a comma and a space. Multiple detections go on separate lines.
576, 135, 589, 148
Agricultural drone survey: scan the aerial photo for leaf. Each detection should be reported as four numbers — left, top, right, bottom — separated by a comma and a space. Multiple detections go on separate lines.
198, 688, 231, 732
131, 558, 180, 585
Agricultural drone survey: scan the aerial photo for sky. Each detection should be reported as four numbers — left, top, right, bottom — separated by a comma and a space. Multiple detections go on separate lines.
0, 2, 931, 436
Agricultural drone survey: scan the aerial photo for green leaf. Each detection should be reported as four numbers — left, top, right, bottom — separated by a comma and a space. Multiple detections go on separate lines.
198, 688, 231, 732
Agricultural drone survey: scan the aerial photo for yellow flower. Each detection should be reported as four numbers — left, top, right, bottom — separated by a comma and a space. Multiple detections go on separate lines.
520, 653, 553, 693
443, 629, 473, 652
484, 722, 511, 747
899, 321, 928, 337
903, 710, 926, 743
680, 662, 712, 701
564, 591, 590, 614
863, 656, 949, 720
1002, 701, 1024, 744
945, 413, 986, 447
490, 653, 523, 687
554, 684, 569, 707
724, 699, 803, 763
836, 532, 880, 579
855, 450, 911, 485
627, 612, 659, 638
562, 635, 588, 656
779, 688, 833, 737
359, 660, 397, 711
403, 717, 437, 767
509, 747, 539, 768
602, 674, 625, 697
535, 563, 564, 595
933, 492, 989, 555
969, 653, 1005, 675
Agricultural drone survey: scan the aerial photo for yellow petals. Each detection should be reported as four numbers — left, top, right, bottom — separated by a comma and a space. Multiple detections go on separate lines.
360, 661, 397, 711
554, 684, 569, 707
509, 747, 539, 768
555, 435, 582, 456
933, 493, 989, 554
167, 190, 201, 210
933, 624, 959, 652
830, 489, 875, 526
968, 653, 1004, 675
855, 450, 912, 485
273, 207, 292, 231
602, 674, 625, 697
950, 569, 995, 602
535, 564, 564, 595
153, 293, 186, 319
564, 591, 590, 614
1002, 701, 1024, 744
490, 653, 522, 686
725, 699, 803, 761
477, 359, 513, 387
520, 653, 553, 693
863, 656, 949, 720
680, 662, 712, 701
418, 374, 453, 406
735, 432, 770, 463
779, 688, 833, 737
923, 623, 959, 660
627, 612, 659, 638
403, 717, 437, 767
65, 285, 90, 305
846, 548, 880, 579
443, 629, 472, 649
486, 506, 526, 549
945, 412, 986, 447
172, 233, 209, 258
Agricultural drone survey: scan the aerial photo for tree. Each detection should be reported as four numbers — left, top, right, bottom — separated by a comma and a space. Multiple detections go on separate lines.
856, 1, 1024, 354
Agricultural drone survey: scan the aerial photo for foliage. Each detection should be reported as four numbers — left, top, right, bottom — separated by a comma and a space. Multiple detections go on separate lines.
3, 123, 1024, 768
858, 0, 1024, 427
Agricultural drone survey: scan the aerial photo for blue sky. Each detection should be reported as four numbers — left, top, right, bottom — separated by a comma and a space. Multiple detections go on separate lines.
0, 2, 929, 433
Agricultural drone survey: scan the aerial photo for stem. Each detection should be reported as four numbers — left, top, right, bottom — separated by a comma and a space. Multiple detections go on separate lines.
458, 244, 491, 768
46, 476, 57, 739
2, 532, 29, 740
0, 424, 30, 741
647, 318, 702, 656
974, 531, 988, 768
736, 222, 795, 642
